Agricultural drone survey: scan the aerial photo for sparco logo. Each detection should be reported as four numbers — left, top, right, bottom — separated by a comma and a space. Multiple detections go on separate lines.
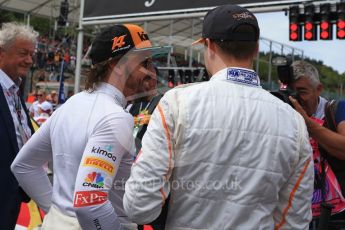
93, 219, 102, 230
91, 146, 116, 161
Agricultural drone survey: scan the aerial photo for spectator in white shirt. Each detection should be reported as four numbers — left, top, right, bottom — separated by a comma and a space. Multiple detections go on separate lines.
29, 89, 53, 117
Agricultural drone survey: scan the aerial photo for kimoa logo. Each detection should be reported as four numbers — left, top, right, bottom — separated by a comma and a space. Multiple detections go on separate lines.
91, 146, 116, 161
83, 172, 104, 189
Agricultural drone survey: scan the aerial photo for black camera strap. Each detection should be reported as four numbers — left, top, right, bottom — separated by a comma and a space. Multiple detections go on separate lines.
316, 100, 340, 230
317, 139, 333, 230
320, 153, 327, 203
324, 100, 337, 132
322, 100, 345, 196
319, 100, 338, 203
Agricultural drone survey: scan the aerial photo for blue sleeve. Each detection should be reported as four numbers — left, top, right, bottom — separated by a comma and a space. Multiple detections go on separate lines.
335, 100, 345, 125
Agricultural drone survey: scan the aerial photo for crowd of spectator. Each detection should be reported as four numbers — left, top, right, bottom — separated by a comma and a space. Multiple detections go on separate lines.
34, 35, 76, 82
32, 34, 92, 82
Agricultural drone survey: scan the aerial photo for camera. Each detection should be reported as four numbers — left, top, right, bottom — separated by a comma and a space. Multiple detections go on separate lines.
270, 56, 298, 106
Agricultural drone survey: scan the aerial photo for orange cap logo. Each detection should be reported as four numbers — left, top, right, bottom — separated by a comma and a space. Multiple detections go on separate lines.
112, 35, 127, 51
137, 31, 149, 42
124, 24, 152, 49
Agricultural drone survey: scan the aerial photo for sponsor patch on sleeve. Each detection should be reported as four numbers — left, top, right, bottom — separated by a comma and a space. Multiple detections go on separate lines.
82, 171, 105, 189
90, 145, 117, 162
74, 191, 108, 207
83, 157, 115, 176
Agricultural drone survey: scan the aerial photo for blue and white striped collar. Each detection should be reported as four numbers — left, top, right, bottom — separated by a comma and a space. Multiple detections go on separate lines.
211, 67, 261, 88
0, 69, 20, 92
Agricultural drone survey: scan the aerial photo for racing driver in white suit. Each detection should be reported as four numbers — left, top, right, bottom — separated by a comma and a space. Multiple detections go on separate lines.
11, 24, 164, 230
124, 5, 314, 230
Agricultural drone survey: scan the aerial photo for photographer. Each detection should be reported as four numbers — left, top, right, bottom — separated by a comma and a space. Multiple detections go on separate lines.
288, 60, 345, 230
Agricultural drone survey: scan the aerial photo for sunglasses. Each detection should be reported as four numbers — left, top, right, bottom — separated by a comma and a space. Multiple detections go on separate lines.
141, 57, 153, 70
36, 94, 43, 96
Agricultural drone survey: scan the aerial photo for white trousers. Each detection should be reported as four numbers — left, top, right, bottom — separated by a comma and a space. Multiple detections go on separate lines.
41, 205, 81, 230
41, 205, 137, 230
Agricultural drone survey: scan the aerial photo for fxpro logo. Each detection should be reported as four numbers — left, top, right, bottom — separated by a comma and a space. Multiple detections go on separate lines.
91, 145, 116, 162
83, 172, 105, 189
74, 191, 107, 207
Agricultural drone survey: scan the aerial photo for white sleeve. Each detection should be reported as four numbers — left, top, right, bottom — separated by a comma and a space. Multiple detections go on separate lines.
73, 112, 134, 230
274, 115, 314, 230
48, 101, 53, 111
29, 102, 35, 114
11, 117, 53, 212
124, 96, 174, 224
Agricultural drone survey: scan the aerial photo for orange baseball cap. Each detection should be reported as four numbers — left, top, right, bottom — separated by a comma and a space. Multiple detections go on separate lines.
89, 24, 169, 65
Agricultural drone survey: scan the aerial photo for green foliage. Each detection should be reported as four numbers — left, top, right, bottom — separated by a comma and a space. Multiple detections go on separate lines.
0, 10, 23, 24
30, 16, 51, 36
0, 8, 77, 41
304, 57, 344, 99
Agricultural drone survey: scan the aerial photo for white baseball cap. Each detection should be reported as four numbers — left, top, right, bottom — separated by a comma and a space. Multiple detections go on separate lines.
38, 101, 53, 112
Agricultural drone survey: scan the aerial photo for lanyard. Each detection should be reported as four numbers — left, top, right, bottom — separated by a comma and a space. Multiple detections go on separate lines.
139, 100, 151, 113
13, 92, 29, 144
14, 92, 23, 125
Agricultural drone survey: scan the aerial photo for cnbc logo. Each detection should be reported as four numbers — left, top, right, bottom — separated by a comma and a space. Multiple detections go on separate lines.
91, 145, 117, 162
83, 172, 104, 189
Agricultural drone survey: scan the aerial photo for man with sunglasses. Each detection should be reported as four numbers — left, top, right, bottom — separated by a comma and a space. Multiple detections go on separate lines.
129, 66, 162, 156
29, 89, 53, 117
124, 5, 314, 229
12, 24, 164, 230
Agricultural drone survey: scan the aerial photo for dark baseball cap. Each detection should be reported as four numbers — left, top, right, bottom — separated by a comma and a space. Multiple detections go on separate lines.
193, 4, 260, 44
89, 24, 169, 65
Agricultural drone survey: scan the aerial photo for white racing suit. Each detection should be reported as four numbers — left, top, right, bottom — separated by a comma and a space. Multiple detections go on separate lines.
124, 67, 314, 230
12, 83, 135, 230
